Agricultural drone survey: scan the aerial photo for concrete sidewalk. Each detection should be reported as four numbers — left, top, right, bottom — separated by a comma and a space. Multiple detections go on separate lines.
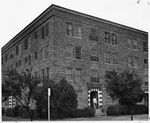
61, 114, 149, 121
2, 114, 149, 121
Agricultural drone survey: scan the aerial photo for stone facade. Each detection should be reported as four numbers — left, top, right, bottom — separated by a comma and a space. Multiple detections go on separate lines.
2, 5, 148, 109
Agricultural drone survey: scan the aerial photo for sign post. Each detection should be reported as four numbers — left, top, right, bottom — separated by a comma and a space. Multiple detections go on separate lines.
48, 88, 51, 121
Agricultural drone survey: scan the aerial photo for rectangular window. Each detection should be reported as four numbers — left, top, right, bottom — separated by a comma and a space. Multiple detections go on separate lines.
143, 42, 148, 52
34, 31, 37, 39
91, 70, 99, 82
10, 49, 14, 59
16, 45, 19, 55
5, 53, 8, 62
89, 28, 98, 41
18, 44, 21, 54
45, 45, 49, 59
75, 46, 82, 59
144, 59, 148, 69
127, 39, 132, 49
105, 52, 111, 64
112, 34, 117, 45
132, 40, 138, 50
75, 68, 81, 82
112, 53, 118, 64
66, 23, 73, 36
105, 32, 110, 44
41, 45, 49, 60
41, 26, 45, 39
28, 55, 31, 66
34, 51, 38, 59
90, 56, 99, 62
74, 25, 81, 38
66, 68, 73, 81
45, 22, 49, 37
65, 45, 73, 59
128, 56, 138, 68
24, 38, 30, 50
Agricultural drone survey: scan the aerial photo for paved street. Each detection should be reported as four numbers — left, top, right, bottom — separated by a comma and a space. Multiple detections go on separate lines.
2, 114, 149, 121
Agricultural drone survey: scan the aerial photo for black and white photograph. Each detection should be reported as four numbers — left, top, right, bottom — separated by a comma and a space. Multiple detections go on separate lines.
1, 0, 149, 121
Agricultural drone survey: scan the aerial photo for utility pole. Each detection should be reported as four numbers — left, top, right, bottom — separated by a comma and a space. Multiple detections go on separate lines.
48, 88, 51, 121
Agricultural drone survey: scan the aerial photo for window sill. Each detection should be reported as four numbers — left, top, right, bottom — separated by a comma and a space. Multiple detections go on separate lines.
105, 63, 119, 66
90, 61, 99, 63
65, 57, 83, 61
127, 47, 139, 51
105, 43, 118, 47
65, 35, 82, 39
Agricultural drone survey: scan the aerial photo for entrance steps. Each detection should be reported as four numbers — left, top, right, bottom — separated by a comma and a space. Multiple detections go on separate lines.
95, 109, 106, 116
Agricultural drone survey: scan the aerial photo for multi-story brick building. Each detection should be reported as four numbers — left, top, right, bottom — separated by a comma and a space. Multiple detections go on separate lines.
2, 4, 148, 109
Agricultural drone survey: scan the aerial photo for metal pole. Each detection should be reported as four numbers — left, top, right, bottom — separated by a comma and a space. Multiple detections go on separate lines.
48, 88, 50, 121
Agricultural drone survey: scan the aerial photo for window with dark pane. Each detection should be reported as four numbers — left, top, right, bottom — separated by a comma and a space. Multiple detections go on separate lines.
89, 28, 98, 41
143, 42, 148, 52
105, 32, 110, 44
34, 51, 38, 59
24, 39, 29, 50
90, 56, 99, 62
5, 53, 8, 62
45, 22, 49, 37
41, 26, 45, 39
144, 59, 148, 69
75, 46, 82, 59
112, 34, 117, 45
16, 45, 19, 55
34, 31, 37, 39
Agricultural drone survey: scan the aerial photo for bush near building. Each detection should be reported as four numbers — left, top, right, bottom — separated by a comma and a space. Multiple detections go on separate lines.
2, 107, 5, 115
6, 108, 14, 117
13, 105, 21, 117
106, 104, 148, 116
68, 107, 95, 118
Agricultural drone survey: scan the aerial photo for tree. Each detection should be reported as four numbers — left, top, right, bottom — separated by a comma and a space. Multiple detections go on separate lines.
104, 70, 145, 120
34, 77, 78, 119
2, 69, 41, 121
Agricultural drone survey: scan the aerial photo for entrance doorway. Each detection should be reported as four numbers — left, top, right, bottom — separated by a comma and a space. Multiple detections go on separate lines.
90, 91, 98, 108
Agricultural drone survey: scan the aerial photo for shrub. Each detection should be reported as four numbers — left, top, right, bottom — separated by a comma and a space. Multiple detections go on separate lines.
2, 107, 5, 115
13, 105, 21, 117
68, 107, 95, 118
6, 108, 14, 117
106, 105, 119, 116
19, 107, 29, 119
106, 104, 148, 116
133, 105, 148, 114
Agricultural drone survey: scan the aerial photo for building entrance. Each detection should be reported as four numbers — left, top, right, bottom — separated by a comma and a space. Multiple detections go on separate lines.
90, 91, 98, 108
